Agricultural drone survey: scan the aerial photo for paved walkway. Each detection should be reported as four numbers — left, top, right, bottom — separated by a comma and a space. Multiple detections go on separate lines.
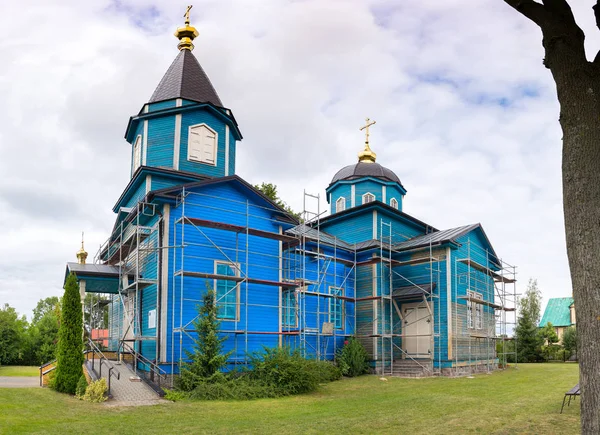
92, 361, 166, 406
0, 376, 39, 388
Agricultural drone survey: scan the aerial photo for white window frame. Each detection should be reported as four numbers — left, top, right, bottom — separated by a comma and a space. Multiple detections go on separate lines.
214, 261, 240, 321
282, 289, 297, 328
362, 192, 375, 204
133, 135, 142, 172
188, 123, 218, 166
329, 286, 344, 330
336, 197, 346, 213
467, 290, 483, 330
390, 198, 399, 209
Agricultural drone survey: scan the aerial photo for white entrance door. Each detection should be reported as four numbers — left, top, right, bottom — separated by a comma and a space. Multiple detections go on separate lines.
403, 302, 432, 358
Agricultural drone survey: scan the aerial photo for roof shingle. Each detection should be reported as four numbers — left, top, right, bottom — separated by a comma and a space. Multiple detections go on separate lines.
149, 49, 223, 106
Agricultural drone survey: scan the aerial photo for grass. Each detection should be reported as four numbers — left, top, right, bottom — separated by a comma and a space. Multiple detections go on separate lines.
0, 364, 579, 434
0, 366, 39, 377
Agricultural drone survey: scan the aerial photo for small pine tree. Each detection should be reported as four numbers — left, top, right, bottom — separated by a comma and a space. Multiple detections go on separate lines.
178, 288, 232, 391
515, 279, 544, 363
53, 273, 84, 394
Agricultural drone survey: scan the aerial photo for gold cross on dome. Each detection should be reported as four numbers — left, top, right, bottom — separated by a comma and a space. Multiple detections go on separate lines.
360, 117, 376, 145
184, 5, 193, 25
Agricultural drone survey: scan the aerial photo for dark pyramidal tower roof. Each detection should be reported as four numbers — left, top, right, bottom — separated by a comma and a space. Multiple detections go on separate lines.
149, 6, 222, 107
149, 49, 223, 107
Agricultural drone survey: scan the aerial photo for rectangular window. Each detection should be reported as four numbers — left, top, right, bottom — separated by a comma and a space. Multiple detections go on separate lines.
330, 287, 344, 329
215, 262, 238, 320
282, 290, 297, 327
467, 290, 483, 330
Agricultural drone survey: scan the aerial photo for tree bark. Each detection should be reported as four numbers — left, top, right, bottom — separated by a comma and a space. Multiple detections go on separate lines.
503, 1, 600, 433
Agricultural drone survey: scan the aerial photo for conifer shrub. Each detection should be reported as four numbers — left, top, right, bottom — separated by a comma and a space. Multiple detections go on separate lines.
177, 289, 232, 392
75, 374, 88, 399
53, 273, 84, 394
335, 337, 369, 377
83, 378, 107, 403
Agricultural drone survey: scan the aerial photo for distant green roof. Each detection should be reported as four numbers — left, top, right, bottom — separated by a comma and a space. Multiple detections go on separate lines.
539, 297, 574, 327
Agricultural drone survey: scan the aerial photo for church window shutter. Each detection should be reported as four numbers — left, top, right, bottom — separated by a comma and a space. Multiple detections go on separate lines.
390, 198, 398, 209
188, 124, 217, 165
133, 135, 142, 171
336, 197, 346, 213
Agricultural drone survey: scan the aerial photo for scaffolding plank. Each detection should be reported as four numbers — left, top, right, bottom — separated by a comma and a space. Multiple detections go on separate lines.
457, 295, 511, 310
457, 258, 516, 283
357, 256, 437, 267
176, 270, 298, 288
181, 217, 297, 243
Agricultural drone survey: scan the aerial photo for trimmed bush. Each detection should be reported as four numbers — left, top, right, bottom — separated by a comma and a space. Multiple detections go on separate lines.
83, 378, 107, 403
246, 346, 319, 395
53, 273, 84, 394
336, 337, 369, 377
75, 374, 88, 399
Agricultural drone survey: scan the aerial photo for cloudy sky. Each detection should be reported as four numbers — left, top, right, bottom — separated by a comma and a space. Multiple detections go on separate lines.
2, 0, 598, 319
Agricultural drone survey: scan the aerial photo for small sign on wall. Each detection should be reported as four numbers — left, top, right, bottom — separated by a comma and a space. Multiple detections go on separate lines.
148, 309, 157, 329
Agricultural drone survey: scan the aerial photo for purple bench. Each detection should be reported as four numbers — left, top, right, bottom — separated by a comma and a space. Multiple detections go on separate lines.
560, 383, 580, 413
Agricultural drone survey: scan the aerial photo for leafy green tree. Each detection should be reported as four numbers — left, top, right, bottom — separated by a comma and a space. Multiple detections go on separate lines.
25, 297, 61, 365
178, 289, 232, 391
53, 273, 84, 394
515, 279, 544, 362
562, 326, 578, 360
255, 182, 299, 219
540, 322, 559, 361
0, 304, 28, 365
32, 297, 60, 324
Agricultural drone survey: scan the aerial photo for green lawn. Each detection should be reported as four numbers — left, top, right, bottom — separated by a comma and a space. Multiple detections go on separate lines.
0, 364, 579, 434
0, 366, 39, 377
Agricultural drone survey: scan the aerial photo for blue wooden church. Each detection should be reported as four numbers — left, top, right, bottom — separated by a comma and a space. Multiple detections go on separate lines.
65, 11, 517, 384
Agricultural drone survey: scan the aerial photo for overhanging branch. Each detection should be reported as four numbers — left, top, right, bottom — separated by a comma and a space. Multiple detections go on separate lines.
504, 0, 549, 26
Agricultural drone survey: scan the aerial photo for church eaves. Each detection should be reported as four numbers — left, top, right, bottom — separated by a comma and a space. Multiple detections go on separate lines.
149, 49, 223, 106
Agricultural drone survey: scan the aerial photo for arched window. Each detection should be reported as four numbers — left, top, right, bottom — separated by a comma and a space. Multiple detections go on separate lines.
362, 192, 375, 204
390, 198, 399, 209
133, 135, 142, 171
336, 197, 346, 213
188, 124, 217, 165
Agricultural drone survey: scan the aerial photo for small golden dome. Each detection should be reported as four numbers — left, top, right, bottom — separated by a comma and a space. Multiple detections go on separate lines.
358, 117, 377, 163
175, 5, 199, 51
76, 232, 88, 265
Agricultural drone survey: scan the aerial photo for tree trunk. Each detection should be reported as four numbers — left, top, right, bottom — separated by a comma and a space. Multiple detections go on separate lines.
503, 1, 600, 432
561, 71, 600, 434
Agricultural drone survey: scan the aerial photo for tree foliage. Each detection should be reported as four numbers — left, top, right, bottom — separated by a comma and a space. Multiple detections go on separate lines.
28, 297, 61, 365
53, 273, 84, 394
178, 289, 232, 391
562, 326, 578, 358
0, 304, 27, 365
515, 279, 544, 362
255, 182, 299, 219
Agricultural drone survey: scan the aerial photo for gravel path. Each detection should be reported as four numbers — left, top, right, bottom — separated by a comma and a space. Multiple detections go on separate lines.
0, 376, 39, 388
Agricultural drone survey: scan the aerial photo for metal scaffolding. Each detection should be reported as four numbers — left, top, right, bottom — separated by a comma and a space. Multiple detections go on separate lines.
452, 239, 518, 376
95, 187, 517, 382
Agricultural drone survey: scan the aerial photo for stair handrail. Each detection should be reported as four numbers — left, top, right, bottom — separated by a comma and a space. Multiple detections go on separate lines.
86, 337, 119, 397
119, 341, 167, 390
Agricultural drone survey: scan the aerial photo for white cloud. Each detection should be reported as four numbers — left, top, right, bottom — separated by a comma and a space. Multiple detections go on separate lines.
1, 0, 592, 317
